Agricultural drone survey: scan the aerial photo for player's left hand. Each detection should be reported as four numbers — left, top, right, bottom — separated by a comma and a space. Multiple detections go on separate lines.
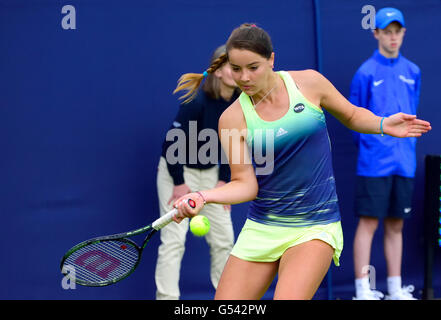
383, 113, 431, 138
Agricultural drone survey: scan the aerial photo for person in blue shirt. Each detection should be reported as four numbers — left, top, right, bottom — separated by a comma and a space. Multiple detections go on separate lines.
350, 8, 421, 300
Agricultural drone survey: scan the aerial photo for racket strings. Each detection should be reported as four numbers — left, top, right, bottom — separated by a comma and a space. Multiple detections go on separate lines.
63, 240, 139, 285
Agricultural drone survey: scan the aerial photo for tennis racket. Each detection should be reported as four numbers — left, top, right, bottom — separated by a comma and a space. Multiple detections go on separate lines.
60, 199, 195, 287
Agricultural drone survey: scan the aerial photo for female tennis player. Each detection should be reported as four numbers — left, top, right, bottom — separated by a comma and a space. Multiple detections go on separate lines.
172, 23, 431, 300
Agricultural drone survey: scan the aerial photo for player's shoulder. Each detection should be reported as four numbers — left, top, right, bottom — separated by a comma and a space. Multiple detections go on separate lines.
287, 69, 330, 90
218, 97, 245, 130
287, 69, 322, 79
287, 69, 325, 84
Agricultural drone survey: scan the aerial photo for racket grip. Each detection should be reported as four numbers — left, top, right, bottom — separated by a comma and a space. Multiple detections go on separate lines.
152, 209, 177, 230
152, 199, 196, 230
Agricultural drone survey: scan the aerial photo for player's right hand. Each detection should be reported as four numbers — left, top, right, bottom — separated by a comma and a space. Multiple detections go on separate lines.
172, 192, 205, 223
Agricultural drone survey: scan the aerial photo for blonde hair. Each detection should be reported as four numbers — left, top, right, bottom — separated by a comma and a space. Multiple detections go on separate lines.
173, 45, 228, 104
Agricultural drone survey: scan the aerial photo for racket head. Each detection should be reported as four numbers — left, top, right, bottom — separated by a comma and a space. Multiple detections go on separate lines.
60, 237, 142, 287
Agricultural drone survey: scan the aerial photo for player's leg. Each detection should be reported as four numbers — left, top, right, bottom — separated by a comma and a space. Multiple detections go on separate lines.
155, 157, 189, 300
214, 218, 279, 299
214, 255, 278, 300
273, 239, 333, 300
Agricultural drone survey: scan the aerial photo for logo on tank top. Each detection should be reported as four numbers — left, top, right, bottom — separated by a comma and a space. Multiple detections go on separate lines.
276, 127, 288, 137
293, 103, 305, 113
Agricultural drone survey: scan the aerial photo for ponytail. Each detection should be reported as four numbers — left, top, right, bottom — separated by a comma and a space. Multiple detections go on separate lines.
173, 53, 228, 104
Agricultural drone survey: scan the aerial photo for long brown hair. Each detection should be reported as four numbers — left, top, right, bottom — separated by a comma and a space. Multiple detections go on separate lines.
226, 23, 273, 59
173, 23, 272, 103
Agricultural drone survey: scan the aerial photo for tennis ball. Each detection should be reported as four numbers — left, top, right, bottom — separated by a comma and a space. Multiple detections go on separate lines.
189, 215, 210, 237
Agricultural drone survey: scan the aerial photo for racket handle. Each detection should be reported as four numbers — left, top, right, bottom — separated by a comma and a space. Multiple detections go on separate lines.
152, 199, 196, 230
152, 208, 177, 230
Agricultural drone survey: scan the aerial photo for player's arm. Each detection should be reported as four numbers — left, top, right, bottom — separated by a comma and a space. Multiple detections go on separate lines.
348, 70, 370, 146
299, 70, 431, 138
203, 101, 258, 204
172, 101, 258, 221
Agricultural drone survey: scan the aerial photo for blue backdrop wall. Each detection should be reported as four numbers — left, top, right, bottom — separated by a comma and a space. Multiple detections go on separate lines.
1, 0, 440, 300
